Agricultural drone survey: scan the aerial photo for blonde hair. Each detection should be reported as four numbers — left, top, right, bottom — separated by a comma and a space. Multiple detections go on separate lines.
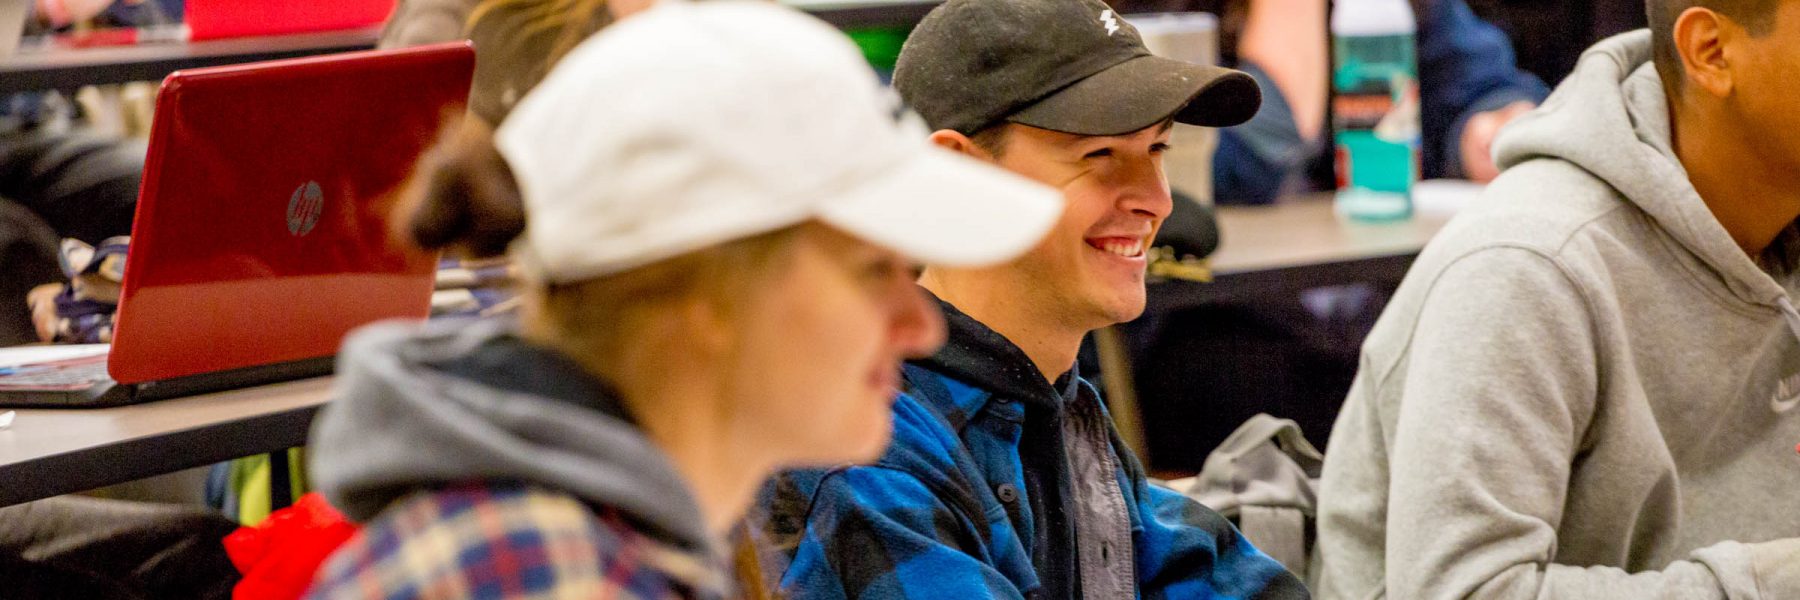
467, 0, 614, 73
521, 227, 803, 370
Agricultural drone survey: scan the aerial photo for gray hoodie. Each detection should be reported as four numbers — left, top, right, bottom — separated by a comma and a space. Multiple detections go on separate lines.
308, 317, 717, 556
1314, 31, 1800, 599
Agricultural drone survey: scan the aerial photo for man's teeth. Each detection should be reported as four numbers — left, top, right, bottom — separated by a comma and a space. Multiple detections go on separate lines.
1098, 240, 1143, 257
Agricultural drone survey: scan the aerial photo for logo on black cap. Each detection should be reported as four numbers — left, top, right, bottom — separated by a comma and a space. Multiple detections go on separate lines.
1100, 9, 1119, 36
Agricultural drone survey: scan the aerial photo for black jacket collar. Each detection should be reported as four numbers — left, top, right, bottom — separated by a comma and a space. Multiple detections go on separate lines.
912, 290, 1076, 410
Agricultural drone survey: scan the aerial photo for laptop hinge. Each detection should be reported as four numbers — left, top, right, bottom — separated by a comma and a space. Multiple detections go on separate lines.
130, 356, 336, 403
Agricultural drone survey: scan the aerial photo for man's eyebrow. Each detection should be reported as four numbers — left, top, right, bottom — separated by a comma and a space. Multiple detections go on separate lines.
1156, 119, 1175, 135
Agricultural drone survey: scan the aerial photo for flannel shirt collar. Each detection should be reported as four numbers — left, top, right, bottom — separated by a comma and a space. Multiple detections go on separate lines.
912, 290, 1076, 413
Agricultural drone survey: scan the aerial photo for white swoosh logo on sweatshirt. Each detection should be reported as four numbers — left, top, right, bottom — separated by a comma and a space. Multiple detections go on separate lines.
1771, 372, 1800, 413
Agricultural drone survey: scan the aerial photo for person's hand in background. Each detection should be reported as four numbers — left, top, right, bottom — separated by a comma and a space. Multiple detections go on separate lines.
1458, 100, 1535, 182
34, 0, 120, 28
26, 283, 61, 343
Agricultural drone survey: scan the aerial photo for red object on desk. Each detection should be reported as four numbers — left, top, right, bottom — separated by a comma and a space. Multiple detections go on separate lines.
224, 492, 359, 600
187, 0, 396, 41
108, 42, 471, 384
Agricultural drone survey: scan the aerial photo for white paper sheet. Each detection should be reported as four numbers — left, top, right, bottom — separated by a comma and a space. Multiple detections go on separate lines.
0, 344, 110, 370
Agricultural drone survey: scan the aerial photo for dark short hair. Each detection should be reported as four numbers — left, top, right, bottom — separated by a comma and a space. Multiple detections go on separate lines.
969, 123, 1012, 159
1649, 0, 1781, 92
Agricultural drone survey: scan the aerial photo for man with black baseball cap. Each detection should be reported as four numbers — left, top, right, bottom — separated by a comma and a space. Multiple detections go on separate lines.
752, 0, 1306, 597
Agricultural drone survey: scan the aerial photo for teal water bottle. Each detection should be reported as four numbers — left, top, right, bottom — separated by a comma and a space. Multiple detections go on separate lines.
1331, 0, 1418, 221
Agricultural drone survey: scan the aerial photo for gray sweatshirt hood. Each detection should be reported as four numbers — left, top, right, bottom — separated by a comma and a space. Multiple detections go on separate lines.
1493, 31, 1800, 324
1317, 30, 1800, 600
309, 317, 716, 555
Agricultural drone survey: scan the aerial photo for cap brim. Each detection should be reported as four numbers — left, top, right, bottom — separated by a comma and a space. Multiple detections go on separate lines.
817, 145, 1062, 268
1007, 55, 1262, 136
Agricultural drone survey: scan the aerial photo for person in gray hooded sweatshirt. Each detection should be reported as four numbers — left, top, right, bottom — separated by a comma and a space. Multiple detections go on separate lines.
1314, 1, 1800, 598
301, 2, 1061, 597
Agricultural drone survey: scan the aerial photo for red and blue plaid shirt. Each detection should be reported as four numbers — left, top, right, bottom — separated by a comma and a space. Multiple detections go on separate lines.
308, 484, 732, 600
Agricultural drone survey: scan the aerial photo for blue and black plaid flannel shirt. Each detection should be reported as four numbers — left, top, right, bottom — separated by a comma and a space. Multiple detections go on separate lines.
753, 297, 1308, 599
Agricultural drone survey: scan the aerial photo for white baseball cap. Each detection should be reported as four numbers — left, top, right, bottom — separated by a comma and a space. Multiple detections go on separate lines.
494, 0, 1063, 284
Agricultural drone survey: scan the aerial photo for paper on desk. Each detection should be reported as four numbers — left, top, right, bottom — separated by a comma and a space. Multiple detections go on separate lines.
0, 344, 110, 369
0, 411, 14, 431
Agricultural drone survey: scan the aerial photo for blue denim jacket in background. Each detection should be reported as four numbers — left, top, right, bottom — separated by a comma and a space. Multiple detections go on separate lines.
1215, 0, 1550, 204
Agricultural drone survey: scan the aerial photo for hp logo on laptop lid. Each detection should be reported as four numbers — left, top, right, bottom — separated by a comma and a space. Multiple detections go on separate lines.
287, 181, 323, 236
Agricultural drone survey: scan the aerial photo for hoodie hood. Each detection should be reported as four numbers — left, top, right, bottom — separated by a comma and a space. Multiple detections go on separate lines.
1493, 30, 1798, 317
308, 317, 717, 555
912, 291, 1075, 410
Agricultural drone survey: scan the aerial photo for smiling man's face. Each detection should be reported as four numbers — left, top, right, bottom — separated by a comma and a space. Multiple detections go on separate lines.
984, 120, 1175, 330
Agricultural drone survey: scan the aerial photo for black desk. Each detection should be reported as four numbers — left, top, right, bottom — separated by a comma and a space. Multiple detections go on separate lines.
0, 377, 330, 507
1115, 194, 1459, 471
1128, 193, 1454, 359
0, 1, 944, 95
1158, 194, 1449, 304
0, 28, 380, 95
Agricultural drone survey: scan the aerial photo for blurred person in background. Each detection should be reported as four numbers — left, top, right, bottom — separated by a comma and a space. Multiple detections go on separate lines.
381, 0, 657, 127
1465, 0, 1647, 87
1113, 0, 1547, 198
1, 0, 181, 345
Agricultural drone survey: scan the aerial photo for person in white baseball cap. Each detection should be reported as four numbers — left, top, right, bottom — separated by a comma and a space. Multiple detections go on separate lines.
304, 1, 1061, 597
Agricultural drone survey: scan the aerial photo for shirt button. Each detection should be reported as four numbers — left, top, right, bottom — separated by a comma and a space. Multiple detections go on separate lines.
995, 484, 1019, 503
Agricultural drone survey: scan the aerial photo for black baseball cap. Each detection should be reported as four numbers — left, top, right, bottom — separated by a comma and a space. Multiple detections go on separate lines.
893, 0, 1262, 137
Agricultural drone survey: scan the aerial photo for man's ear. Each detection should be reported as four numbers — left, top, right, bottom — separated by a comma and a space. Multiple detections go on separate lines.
929, 129, 991, 161
1675, 7, 1735, 99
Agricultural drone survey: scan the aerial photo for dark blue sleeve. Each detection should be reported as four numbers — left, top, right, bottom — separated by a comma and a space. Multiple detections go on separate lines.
1132, 479, 1311, 599
0, 129, 143, 243
774, 468, 1029, 600
112, 0, 180, 25
1416, 0, 1549, 179
1213, 63, 1310, 206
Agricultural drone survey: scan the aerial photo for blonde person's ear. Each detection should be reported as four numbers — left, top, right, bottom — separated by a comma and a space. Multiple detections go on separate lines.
1674, 7, 1735, 99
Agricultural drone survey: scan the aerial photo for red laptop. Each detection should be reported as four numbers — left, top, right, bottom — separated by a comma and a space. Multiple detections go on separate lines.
0, 42, 474, 407
186, 0, 397, 41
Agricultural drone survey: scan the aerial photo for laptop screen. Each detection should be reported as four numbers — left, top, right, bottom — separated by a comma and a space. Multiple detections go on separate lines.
106, 43, 472, 384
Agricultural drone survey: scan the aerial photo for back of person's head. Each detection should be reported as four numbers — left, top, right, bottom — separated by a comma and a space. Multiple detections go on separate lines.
463, 0, 608, 126
467, 0, 614, 65
1648, 0, 1782, 93
462, 0, 658, 124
